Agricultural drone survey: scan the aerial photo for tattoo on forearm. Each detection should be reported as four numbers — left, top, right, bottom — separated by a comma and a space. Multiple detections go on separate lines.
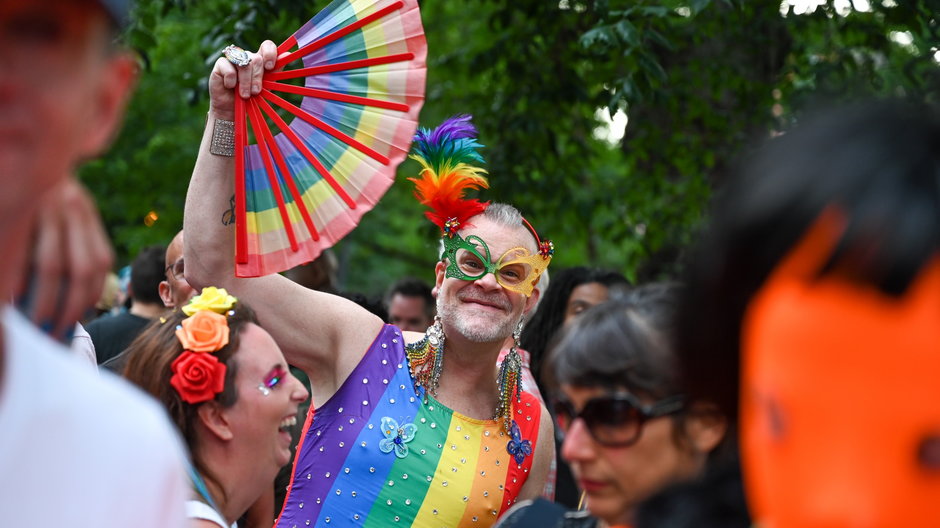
222, 195, 235, 226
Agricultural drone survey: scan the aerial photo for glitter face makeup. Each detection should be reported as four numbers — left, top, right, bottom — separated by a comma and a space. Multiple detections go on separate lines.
258, 366, 288, 396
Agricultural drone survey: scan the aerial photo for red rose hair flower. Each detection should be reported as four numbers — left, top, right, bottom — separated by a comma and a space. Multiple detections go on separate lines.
169, 351, 227, 404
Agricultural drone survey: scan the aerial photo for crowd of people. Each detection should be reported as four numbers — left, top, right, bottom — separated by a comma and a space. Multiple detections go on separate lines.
2, 1, 939, 528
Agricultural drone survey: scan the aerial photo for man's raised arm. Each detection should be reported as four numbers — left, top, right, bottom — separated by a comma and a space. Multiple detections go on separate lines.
183, 41, 383, 397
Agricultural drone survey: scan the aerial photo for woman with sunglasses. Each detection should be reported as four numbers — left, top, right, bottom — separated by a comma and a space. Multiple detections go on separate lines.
123, 288, 309, 527
497, 283, 728, 528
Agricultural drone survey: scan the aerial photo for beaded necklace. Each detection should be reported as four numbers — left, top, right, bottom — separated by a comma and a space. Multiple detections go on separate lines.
405, 317, 524, 432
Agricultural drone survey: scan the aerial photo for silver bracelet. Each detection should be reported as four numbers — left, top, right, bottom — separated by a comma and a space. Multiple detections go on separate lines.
210, 118, 235, 157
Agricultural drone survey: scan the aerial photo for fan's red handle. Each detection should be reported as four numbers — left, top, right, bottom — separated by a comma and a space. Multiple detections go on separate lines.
234, 95, 249, 265
245, 100, 300, 252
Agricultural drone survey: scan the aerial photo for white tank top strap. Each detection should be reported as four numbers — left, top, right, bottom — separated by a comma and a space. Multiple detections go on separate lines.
185, 499, 236, 528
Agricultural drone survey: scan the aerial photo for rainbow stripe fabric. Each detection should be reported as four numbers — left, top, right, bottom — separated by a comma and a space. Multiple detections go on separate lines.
275, 325, 543, 527
236, 0, 426, 277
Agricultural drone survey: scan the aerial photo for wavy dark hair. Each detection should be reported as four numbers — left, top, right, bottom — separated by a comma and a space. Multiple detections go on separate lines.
678, 99, 940, 420
549, 282, 680, 398
520, 266, 629, 392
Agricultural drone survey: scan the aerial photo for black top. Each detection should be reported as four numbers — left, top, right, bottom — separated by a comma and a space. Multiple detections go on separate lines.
85, 312, 151, 365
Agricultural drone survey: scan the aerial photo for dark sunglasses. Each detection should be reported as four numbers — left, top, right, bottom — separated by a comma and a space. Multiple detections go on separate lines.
552, 392, 685, 447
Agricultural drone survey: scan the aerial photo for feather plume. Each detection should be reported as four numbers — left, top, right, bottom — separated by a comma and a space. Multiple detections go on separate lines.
408, 115, 490, 231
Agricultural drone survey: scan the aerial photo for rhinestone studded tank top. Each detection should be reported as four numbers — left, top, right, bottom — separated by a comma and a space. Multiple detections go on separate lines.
275, 325, 542, 528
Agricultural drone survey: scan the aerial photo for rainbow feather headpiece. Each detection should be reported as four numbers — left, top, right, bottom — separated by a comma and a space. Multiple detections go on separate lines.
408, 115, 490, 235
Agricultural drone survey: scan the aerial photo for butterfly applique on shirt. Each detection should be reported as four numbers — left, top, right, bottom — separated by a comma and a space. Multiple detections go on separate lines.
379, 416, 417, 458
506, 420, 532, 465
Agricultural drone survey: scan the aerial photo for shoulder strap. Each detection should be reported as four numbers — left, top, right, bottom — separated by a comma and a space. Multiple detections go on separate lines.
513, 390, 543, 438
185, 500, 229, 528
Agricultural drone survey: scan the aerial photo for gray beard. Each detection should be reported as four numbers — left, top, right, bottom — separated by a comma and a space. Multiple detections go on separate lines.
437, 295, 516, 344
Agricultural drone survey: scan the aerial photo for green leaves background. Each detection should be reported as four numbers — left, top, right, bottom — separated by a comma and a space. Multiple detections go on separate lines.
81, 0, 940, 292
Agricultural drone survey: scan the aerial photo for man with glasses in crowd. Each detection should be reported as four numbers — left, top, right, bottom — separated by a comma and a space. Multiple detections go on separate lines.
101, 230, 196, 372
159, 230, 196, 310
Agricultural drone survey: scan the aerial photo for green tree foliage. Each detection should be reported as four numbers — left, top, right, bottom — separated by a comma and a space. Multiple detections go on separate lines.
80, 0, 939, 292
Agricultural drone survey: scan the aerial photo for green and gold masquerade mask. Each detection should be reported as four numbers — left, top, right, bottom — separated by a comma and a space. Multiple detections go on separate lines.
441, 232, 551, 297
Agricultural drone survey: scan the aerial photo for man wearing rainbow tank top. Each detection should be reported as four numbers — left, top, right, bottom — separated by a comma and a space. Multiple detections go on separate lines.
184, 42, 553, 527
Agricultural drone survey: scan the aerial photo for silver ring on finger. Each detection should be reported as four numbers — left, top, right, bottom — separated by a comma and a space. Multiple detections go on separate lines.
223, 45, 252, 68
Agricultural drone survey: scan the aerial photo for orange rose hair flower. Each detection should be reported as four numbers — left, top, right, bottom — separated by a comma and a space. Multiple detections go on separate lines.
175, 310, 230, 353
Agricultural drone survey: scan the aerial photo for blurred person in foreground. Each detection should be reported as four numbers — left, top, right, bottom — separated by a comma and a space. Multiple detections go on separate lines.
124, 288, 309, 527
679, 99, 940, 527
0, 0, 187, 526
498, 284, 731, 528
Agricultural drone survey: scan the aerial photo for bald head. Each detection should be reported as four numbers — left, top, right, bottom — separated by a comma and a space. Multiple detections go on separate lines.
159, 231, 195, 309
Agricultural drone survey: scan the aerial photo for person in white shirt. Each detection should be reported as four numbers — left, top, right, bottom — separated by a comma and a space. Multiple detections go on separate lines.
0, 1, 188, 526
0, 308, 189, 526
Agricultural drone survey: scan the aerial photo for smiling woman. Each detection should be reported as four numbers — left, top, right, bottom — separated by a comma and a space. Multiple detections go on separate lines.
122, 288, 309, 528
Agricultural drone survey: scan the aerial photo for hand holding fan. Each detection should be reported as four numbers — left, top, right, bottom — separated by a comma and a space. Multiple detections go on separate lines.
231, 0, 426, 277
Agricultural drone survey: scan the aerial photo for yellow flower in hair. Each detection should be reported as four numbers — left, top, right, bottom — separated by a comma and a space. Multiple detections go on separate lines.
182, 287, 237, 316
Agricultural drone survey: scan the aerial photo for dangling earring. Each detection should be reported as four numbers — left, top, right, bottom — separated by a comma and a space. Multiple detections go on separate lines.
495, 318, 525, 432
406, 316, 444, 404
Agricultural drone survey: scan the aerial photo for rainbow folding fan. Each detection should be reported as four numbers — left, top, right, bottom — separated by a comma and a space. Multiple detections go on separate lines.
232, 0, 426, 277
